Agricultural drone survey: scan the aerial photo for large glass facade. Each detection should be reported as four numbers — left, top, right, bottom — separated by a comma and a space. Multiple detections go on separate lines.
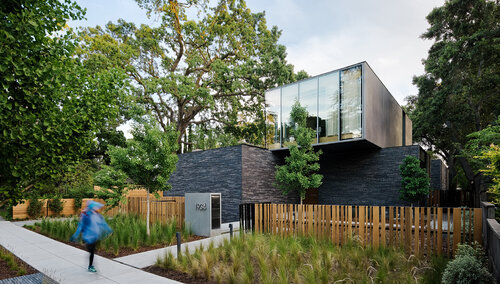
265, 64, 362, 149
281, 83, 298, 144
318, 71, 339, 143
340, 66, 362, 139
299, 78, 318, 143
265, 88, 281, 149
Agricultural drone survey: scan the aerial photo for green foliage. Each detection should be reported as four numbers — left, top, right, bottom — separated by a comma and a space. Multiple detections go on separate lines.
408, 0, 500, 204
47, 196, 64, 216
468, 118, 500, 212
58, 160, 96, 196
26, 197, 43, 219
93, 165, 129, 211
109, 120, 179, 194
421, 255, 449, 284
108, 119, 178, 234
157, 233, 436, 283
442, 243, 492, 284
275, 102, 322, 202
32, 214, 191, 256
399, 156, 431, 205
79, 0, 305, 151
0, 246, 29, 276
0, 0, 129, 207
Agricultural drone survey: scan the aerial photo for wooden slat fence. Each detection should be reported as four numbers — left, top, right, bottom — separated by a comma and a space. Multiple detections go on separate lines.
13, 197, 185, 227
254, 204, 482, 256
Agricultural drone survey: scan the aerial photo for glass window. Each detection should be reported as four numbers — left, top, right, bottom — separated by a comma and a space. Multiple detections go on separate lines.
299, 78, 318, 144
281, 83, 298, 145
265, 89, 281, 149
318, 71, 340, 143
340, 66, 362, 139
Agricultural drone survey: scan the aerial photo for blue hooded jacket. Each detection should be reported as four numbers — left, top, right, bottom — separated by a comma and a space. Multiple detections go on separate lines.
70, 201, 112, 244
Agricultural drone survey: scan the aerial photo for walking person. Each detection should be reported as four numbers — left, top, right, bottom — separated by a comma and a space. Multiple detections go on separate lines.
70, 201, 112, 272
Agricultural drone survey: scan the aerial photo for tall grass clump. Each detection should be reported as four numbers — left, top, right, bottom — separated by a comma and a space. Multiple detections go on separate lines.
0, 246, 29, 276
157, 233, 441, 283
28, 213, 191, 256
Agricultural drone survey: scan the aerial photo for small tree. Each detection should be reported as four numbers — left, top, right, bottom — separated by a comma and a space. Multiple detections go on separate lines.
275, 102, 323, 204
108, 120, 178, 235
93, 165, 129, 212
399, 156, 431, 206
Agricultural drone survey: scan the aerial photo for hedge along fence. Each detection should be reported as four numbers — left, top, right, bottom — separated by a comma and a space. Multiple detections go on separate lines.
12, 196, 185, 227
13, 199, 78, 219
253, 204, 482, 257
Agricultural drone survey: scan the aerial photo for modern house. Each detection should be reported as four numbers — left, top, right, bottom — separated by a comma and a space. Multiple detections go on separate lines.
166, 62, 446, 222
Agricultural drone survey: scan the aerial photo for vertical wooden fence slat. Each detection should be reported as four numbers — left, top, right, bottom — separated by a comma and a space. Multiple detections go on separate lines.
414, 207, 420, 255
347, 206, 352, 238
405, 207, 412, 252
359, 206, 365, 244
426, 207, 431, 255
437, 208, 443, 255
453, 208, 461, 254
473, 208, 482, 244
381, 206, 386, 247
468, 208, 472, 243
420, 208, 425, 253
389, 207, 394, 246
373, 206, 379, 248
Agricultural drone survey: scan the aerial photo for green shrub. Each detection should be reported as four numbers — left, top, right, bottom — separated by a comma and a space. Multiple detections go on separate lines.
48, 196, 64, 216
27, 197, 43, 219
442, 243, 493, 284
422, 255, 449, 284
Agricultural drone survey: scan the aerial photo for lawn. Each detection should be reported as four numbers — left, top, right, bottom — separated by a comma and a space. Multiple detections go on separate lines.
25, 214, 196, 258
155, 233, 448, 284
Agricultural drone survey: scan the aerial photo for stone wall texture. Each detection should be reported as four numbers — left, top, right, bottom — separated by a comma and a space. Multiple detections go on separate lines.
317, 145, 421, 206
165, 145, 243, 223
166, 144, 425, 222
241, 145, 299, 204
430, 159, 448, 191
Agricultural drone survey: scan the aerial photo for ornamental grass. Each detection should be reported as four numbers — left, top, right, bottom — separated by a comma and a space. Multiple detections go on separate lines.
157, 233, 447, 283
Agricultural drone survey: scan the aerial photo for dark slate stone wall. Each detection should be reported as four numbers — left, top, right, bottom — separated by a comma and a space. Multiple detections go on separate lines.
165, 145, 242, 223
430, 160, 442, 191
241, 145, 299, 204
318, 145, 421, 206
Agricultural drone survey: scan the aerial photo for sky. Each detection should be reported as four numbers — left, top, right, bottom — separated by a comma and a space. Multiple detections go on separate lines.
71, 0, 445, 106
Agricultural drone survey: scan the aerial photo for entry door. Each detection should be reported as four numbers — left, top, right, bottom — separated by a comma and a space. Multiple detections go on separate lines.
211, 195, 221, 229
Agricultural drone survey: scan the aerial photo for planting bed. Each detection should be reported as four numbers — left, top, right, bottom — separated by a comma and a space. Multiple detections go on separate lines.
25, 214, 201, 258
0, 246, 37, 280
153, 233, 448, 283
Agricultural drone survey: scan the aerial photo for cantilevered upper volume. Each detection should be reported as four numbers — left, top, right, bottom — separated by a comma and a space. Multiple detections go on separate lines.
265, 62, 412, 150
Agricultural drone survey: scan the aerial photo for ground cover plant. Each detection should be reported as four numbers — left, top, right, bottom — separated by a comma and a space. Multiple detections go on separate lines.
156, 233, 446, 284
25, 214, 193, 257
0, 246, 37, 280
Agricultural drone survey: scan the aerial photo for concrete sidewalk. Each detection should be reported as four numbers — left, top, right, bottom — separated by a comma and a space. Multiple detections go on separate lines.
0, 221, 180, 284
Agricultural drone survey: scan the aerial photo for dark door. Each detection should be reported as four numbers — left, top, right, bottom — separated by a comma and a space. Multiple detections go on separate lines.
211, 195, 221, 229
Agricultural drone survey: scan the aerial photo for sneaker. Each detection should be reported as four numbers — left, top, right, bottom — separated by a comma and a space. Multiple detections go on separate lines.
88, 266, 97, 273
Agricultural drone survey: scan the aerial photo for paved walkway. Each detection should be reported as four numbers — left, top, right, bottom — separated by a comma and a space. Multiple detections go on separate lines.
0, 221, 180, 284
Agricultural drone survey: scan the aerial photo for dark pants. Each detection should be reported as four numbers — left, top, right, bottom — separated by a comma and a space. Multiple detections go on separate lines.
86, 242, 96, 267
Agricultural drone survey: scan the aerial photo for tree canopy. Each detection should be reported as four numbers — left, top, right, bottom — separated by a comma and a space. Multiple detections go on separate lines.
107, 120, 178, 234
275, 102, 322, 203
408, 0, 499, 206
0, 0, 128, 207
79, 0, 305, 152
399, 156, 431, 205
